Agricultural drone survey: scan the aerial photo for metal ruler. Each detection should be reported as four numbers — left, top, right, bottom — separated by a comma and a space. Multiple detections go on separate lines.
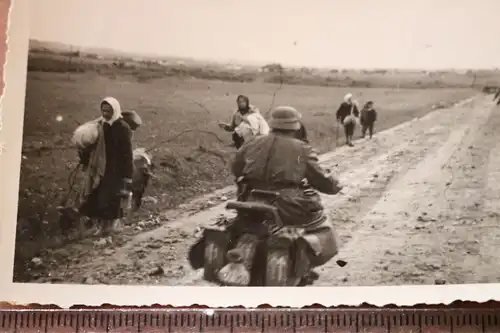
1, 308, 500, 333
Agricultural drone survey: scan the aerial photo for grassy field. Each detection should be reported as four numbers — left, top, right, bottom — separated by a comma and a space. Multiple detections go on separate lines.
14, 46, 489, 267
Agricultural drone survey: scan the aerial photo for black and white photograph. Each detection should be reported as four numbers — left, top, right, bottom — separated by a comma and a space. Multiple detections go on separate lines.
8, 0, 500, 292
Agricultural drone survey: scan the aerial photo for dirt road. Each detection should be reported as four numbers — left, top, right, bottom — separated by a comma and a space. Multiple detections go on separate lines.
30, 94, 500, 287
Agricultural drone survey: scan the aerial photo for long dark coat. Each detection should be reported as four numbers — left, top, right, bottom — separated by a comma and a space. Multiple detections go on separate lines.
336, 102, 359, 123
79, 118, 134, 220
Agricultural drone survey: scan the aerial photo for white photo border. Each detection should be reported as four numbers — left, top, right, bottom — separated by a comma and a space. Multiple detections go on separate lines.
1, 1, 499, 308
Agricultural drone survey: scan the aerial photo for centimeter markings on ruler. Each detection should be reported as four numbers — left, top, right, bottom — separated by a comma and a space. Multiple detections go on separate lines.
0, 309, 500, 332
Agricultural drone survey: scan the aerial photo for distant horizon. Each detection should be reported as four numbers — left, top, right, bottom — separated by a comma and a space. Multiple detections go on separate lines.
29, 38, 497, 73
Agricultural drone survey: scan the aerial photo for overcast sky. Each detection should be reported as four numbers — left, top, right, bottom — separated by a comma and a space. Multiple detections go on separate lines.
29, 0, 499, 69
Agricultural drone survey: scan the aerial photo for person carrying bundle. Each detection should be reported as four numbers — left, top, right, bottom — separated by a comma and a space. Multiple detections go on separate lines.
335, 93, 359, 147
219, 95, 270, 149
71, 97, 142, 236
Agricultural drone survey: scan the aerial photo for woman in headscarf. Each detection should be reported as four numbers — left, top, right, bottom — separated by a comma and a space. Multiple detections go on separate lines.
335, 93, 359, 147
76, 97, 134, 236
219, 95, 270, 149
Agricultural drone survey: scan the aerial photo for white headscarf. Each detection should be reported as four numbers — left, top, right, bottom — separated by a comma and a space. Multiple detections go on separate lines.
101, 97, 122, 125
344, 93, 353, 103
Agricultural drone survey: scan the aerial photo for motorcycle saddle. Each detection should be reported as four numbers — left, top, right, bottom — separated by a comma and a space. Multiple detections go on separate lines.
226, 201, 281, 224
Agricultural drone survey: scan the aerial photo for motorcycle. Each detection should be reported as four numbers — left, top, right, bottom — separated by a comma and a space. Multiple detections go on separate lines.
188, 188, 321, 287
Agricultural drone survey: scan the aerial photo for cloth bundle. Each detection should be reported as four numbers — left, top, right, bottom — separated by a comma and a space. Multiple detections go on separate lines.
71, 110, 142, 149
234, 106, 270, 142
71, 119, 100, 149
342, 114, 359, 126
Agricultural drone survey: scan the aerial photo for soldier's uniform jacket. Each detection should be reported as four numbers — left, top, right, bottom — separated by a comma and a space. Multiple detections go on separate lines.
231, 132, 340, 227
231, 132, 342, 266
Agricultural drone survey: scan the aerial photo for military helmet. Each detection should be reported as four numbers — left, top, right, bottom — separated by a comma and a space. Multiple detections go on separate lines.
269, 106, 302, 131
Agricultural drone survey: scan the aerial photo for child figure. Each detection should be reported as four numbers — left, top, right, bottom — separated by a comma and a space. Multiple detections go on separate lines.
360, 101, 377, 139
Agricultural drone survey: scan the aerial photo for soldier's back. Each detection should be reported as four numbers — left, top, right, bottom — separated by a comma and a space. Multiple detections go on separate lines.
241, 133, 308, 187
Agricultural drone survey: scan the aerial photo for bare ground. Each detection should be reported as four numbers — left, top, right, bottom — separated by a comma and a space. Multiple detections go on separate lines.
22, 95, 500, 287
14, 72, 474, 278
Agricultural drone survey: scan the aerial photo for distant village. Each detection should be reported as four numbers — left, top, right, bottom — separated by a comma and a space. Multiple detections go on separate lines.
29, 39, 498, 78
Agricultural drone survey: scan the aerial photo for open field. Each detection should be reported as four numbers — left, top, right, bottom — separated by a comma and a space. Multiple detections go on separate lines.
27, 45, 500, 90
12, 44, 496, 281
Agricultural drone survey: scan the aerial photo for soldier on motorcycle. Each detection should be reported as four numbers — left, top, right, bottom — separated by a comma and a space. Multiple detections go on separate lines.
231, 105, 343, 281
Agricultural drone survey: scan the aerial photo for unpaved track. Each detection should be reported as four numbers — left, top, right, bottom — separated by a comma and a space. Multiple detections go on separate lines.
36, 95, 500, 286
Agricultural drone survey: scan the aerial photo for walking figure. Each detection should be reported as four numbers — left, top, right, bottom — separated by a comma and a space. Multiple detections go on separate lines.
360, 100, 378, 139
219, 95, 269, 149
74, 97, 135, 236
335, 93, 359, 147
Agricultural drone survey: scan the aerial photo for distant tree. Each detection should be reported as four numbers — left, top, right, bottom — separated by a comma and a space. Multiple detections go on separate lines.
262, 63, 284, 73
300, 67, 313, 74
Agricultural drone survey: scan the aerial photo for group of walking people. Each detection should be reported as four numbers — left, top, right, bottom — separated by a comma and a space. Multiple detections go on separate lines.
218, 93, 380, 279
221, 92, 378, 149
67, 91, 381, 281
335, 93, 378, 147
68, 91, 378, 239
